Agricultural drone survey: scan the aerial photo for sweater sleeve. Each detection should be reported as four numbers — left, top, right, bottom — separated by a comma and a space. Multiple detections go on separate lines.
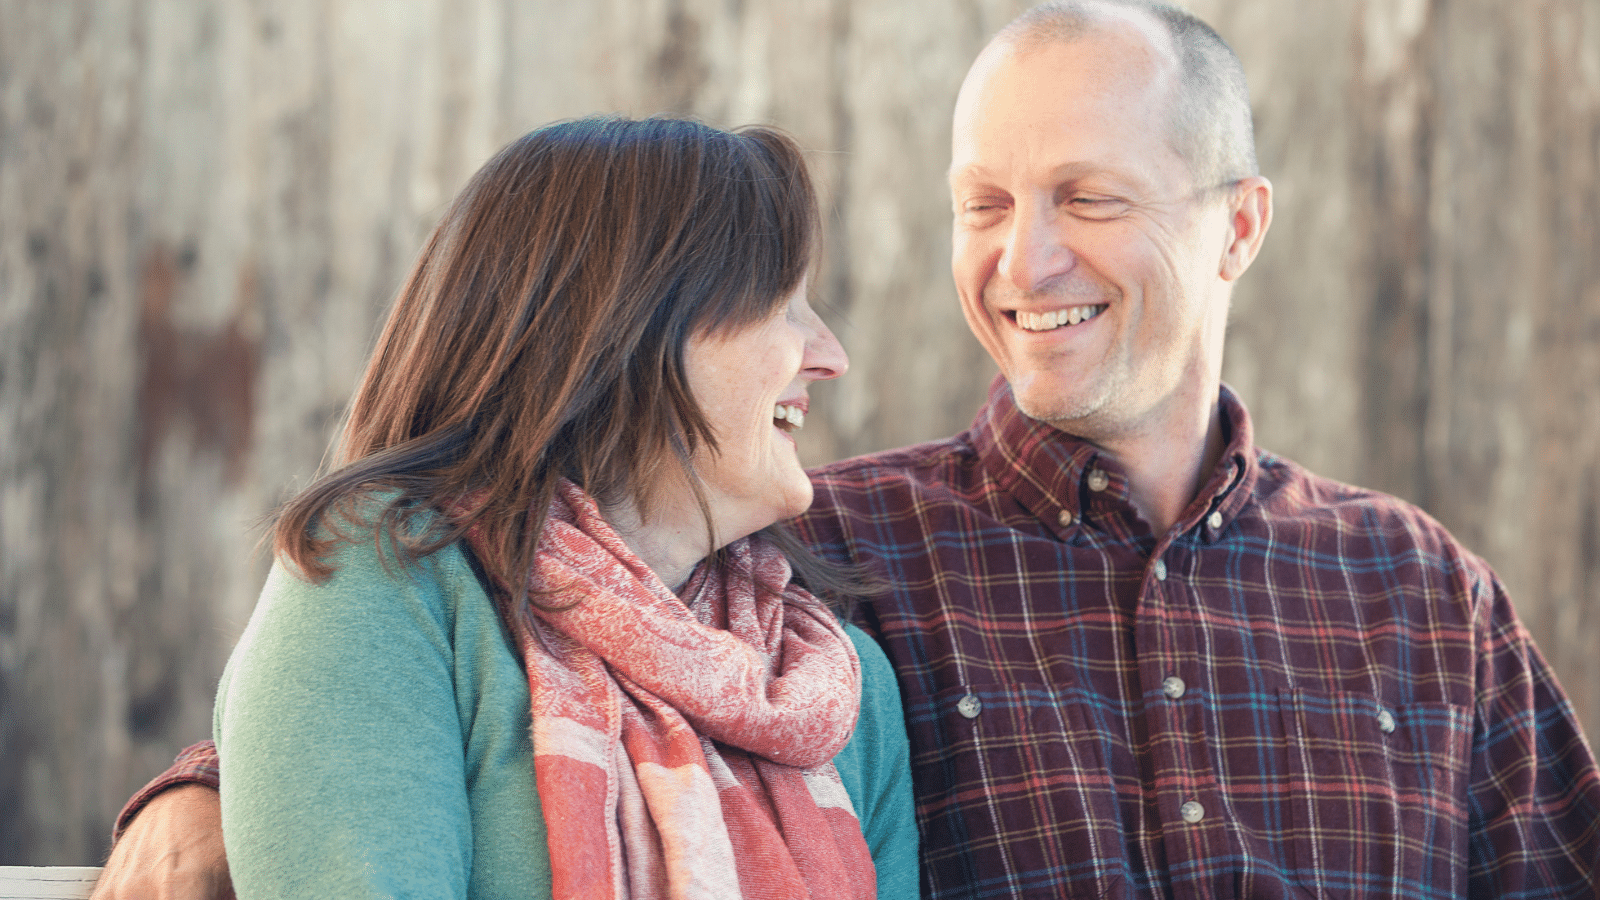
213, 540, 480, 899
836, 624, 920, 900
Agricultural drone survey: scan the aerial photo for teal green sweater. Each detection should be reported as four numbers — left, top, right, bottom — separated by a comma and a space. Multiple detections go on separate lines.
214, 531, 918, 899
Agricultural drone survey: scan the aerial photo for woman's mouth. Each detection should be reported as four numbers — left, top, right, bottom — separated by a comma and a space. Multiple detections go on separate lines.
773, 403, 805, 433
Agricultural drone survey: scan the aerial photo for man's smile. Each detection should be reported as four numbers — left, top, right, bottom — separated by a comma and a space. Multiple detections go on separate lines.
1010, 304, 1108, 331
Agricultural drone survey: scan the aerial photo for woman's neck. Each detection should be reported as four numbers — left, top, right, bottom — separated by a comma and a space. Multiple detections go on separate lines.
602, 499, 709, 593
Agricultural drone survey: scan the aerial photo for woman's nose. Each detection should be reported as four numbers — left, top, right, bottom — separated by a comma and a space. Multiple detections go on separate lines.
800, 309, 849, 382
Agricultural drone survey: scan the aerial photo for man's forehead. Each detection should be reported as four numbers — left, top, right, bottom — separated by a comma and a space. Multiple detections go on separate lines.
950, 22, 1183, 173
956, 14, 1179, 124
949, 157, 1129, 188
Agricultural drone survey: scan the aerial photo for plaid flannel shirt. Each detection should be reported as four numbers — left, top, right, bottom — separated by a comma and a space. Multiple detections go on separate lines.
795, 378, 1600, 900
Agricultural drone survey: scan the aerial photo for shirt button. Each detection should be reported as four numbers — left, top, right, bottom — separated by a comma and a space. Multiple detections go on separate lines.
1161, 676, 1186, 699
1086, 469, 1110, 492
1376, 709, 1396, 734
1207, 511, 1224, 530
1057, 509, 1074, 527
1180, 800, 1205, 824
956, 694, 983, 719
1153, 559, 1167, 581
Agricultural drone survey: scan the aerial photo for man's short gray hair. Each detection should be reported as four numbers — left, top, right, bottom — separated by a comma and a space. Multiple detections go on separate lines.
997, 0, 1259, 189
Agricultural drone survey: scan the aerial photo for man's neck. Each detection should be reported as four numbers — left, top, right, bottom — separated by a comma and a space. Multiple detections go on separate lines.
1081, 400, 1226, 538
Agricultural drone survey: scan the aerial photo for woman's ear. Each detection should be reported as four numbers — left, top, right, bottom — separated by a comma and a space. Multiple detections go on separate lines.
1219, 175, 1272, 282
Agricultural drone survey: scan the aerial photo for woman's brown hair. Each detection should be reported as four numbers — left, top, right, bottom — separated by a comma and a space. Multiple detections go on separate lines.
272, 115, 853, 618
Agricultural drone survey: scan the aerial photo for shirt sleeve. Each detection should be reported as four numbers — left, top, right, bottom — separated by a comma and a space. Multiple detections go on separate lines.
835, 623, 920, 900
111, 740, 221, 841
1467, 572, 1600, 895
213, 542, 478, 899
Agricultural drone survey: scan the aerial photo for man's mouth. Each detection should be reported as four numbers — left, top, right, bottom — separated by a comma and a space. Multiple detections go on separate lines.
774, 403, 806, 433
1013, 304, 1107, 332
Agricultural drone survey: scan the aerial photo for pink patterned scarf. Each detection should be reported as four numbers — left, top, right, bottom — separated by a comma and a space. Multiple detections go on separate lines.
467, 482, 876, 900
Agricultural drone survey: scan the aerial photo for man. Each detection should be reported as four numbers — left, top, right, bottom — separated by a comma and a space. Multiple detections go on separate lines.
795, 4, 1600, 897
96, 1, 1600, 898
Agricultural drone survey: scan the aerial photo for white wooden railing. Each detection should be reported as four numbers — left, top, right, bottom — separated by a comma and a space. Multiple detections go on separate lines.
0, 867, 100, 900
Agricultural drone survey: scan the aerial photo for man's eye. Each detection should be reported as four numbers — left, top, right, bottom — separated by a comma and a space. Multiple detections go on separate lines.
959, 202, 1006, 225
1066, 195, 1127, 219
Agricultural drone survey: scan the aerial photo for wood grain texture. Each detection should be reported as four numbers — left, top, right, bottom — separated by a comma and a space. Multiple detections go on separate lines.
0, 866, 100, 900
3, 0, 1595, 863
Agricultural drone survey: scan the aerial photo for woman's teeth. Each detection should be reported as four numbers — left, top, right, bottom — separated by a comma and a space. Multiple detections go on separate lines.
1016, 304, 1105, 332
774, 403, 805, 432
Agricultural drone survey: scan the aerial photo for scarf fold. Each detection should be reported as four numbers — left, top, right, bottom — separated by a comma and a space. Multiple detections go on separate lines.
467, 482, 877, 900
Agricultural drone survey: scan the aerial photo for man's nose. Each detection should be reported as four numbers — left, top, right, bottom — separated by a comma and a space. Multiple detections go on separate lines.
997, 202, 1074, 291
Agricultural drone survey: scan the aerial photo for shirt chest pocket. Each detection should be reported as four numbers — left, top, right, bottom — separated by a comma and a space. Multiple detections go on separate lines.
1276, 687, 1471, 897
908, 682, 1134, 899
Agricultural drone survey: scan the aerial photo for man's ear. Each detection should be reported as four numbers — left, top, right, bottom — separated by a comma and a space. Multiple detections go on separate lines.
1219, 175, 1272, 282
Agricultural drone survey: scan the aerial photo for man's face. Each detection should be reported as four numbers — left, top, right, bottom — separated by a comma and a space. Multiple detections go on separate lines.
949, 20, 1239, 446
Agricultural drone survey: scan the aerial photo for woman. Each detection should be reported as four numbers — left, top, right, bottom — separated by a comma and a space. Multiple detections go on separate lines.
212, 116, 916, 898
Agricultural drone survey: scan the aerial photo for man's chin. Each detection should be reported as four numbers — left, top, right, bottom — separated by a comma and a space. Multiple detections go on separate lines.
1008, 377, 1099, 428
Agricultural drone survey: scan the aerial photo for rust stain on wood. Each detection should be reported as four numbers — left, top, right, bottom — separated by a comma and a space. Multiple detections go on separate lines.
137, 241, 261, 484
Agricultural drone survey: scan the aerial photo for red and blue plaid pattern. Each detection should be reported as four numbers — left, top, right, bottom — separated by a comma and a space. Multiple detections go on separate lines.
114, 740, 220, 840
796, 378, 1600, 900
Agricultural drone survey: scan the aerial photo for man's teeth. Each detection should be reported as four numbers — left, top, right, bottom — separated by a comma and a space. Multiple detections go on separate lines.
774, 404, 805, 430
1016, 305, 1105, 331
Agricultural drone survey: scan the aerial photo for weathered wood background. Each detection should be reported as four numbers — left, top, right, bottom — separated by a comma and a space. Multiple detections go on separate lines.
3, 0, 1596, 865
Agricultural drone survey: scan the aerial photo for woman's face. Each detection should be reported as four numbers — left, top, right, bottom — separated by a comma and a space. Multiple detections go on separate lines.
681, 278, 849, 545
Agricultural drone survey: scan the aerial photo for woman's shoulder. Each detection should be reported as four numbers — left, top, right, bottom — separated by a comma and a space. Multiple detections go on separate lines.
260, 494, 488, 633
289, 492, 466, 582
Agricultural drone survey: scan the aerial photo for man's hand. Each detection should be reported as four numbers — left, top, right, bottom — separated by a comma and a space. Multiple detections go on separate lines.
91, 784, 235, 900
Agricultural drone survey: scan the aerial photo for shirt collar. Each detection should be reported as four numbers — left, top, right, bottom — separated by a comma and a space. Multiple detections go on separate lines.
969, 376, 1259, 541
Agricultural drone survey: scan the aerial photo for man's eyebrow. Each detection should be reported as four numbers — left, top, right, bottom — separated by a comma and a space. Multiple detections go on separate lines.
1047, 161, 1105, 180
947, 163, 993, 184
